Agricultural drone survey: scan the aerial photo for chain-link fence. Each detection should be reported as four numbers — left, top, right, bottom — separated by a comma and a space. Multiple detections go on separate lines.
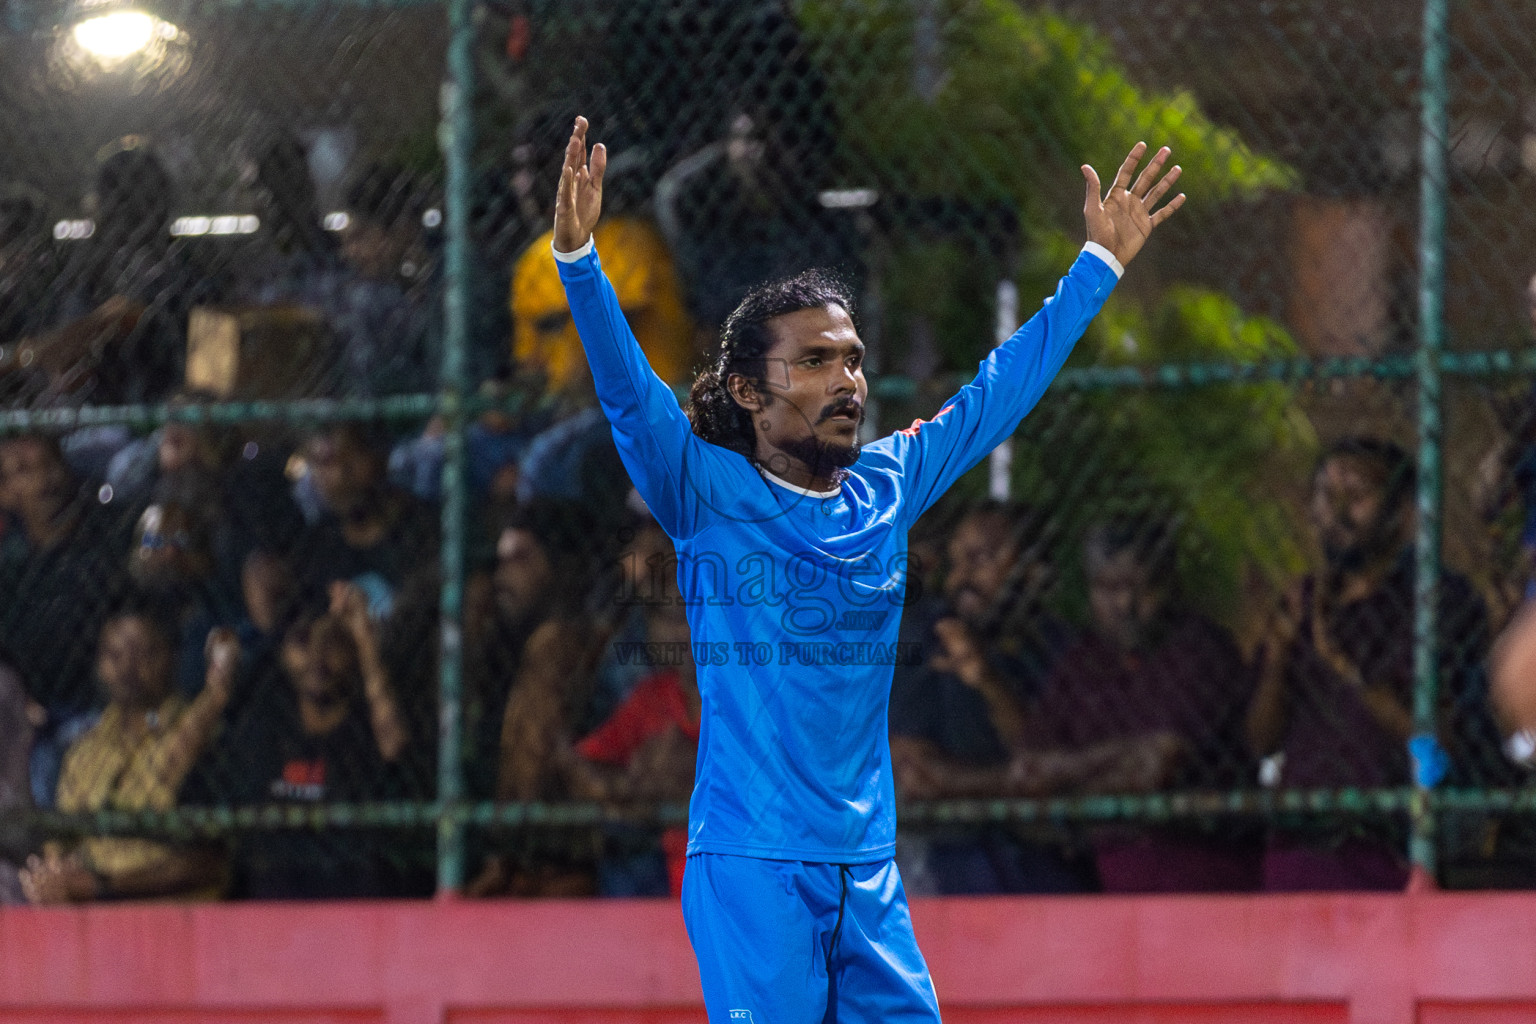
2, 0, 1535, 903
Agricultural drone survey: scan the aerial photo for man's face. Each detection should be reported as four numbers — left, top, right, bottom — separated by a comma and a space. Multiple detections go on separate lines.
0, 439, 69, 518
1310, 455, 1403, 569
1087, 548, 1163, 651
308, 434, 382, 519
130, 503, 203, 590
293, 618, 358, 705
740, 304, 867, 477
494, 527, 553, 625
242, 552, 294, 634
944, 514, 1023, 626
726, 113, 769, 188
341, 217, 411, 280
158, 424, 202, 475
97, 616, 172, 710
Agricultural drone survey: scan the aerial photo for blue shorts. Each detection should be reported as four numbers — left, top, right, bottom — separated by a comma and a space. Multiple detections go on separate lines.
681, 853, 941, 1024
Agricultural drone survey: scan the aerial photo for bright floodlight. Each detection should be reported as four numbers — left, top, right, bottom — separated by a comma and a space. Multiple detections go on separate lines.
72, 11, 156, 60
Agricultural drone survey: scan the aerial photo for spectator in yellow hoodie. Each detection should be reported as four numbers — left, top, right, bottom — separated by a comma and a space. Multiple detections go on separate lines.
510, 163, 694, 395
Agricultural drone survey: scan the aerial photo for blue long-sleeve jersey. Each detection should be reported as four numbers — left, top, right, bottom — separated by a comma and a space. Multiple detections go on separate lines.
558, 241, 1119, 861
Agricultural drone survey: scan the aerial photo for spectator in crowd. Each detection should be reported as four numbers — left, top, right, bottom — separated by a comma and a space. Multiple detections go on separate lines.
244, 159, 436, 398
0, 434, 127, 805
388, 374, 548, 505
251, 132, 340, 284
104, 410, 228, 508
903, 496, 960, 614
492, 581, 605, 811
559, 517, 698, 897
0, 655, 37, 904
1246, 437, 1495, 891
367, 497, 601, 898
655, 105, 854, 330
505, 120, 684, 533
23, 138, 224, 404
380, 497, 600, 806
239, 133, 346, 392
190, 582, 409, 899
222, 549, 303, 727
19, 608, 235, 904
889, 501, 1155, 894
105, 395, 304, 591
462, 504, 606, 898
252, 137, 508, 392
587, 511, 682, 728
515, 395, 634, 535
126, 499, 243, 697
292, 422, 439, 615
330, 164, 440, 396
509, 139, 694, 396
0, 183, 59, 355
1030, 517, 1261, 892
237, 550, 301, 663
168, 422, 305, 591
467, 500, 599, 784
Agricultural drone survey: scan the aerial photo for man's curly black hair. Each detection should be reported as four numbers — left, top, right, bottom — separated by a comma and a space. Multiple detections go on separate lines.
686, 269, 856, 460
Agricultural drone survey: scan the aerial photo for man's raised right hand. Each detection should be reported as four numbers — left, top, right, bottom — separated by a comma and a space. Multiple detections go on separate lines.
553, 115, 606, 254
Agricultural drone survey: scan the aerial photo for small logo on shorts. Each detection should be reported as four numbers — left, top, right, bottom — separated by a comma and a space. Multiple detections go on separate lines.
729, 1012, 755, 1024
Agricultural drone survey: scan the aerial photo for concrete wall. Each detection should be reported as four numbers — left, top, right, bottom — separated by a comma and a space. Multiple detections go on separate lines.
4, 893, 1536, 1024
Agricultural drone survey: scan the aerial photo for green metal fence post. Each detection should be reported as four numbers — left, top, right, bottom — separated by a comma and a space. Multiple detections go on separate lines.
1409, 0, 1451, 883
435, 0, 476, 895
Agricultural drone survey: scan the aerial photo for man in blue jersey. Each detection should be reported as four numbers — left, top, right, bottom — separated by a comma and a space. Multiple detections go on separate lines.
552, 115, 1183, 1023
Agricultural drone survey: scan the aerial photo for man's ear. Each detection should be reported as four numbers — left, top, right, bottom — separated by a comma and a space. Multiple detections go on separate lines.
726, 373, 766, 414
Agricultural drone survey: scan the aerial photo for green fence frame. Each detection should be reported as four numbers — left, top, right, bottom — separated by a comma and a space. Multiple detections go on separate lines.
1409, 0, 1452, 882
1, 0, 1525, 894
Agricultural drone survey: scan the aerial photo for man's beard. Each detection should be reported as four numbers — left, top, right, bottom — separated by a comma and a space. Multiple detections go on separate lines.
776, 431, 862, 473
946, 586, 990, 628
1322, 539, 1368, 573
1322, 519, 1401, 573
775, 398, 866, 472
1102, 615, 1155, 652
493, 589, 543, 636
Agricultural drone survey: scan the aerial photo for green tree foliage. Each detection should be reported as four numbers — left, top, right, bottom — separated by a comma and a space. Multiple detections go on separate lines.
799, 0, 1291, 211
800, 0, 1312, 617
1012, 287, 1315, 617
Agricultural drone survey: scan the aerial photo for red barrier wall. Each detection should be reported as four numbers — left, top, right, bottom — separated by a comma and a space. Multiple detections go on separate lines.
2, 893, 1535, 1024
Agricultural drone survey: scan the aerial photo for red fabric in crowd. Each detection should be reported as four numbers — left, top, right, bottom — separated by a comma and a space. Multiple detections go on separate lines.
576, 669, 700, 763
576, 669, 700, 895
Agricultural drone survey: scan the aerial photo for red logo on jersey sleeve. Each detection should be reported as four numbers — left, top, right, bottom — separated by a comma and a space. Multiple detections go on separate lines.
896, 404, 954, 437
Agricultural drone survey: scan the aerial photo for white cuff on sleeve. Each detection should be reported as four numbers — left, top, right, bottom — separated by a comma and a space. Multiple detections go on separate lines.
552, 237, 594, 263
1082, 241, 1124, 280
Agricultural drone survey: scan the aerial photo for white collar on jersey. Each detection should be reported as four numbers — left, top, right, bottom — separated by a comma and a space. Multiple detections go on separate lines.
758, 465, 841, 499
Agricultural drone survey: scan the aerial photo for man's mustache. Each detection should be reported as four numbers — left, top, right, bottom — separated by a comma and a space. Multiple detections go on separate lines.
817, 398, 865, 424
